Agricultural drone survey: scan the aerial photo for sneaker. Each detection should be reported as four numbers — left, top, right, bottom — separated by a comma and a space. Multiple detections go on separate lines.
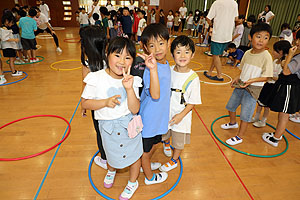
226, 60, 234, 65
34, 58, 39, 63
94, 156, 108, 170
289, 114, 300, 123
19, 60, 25, 64
163, 142, 172, 157
159, 158, 178, 172
14, 60, 21, 64
262, 132, 282, 147
196, 43, 201, 47
119, 181, 138, 200
104, 170, 116, 188
140, 162, 161, 172
251, 117, 259, 123
221, 123, 238, 129
188, 35, 192, 38
30, 58, 34, 63
0, 76, 7, 84
56, 47, 62, 52
173, 35, 177, 38
144, 172, 168, 185
24, 58, 29, 62
253, 120, 266, 128
200, 44, 208, 47
11, 71, 23, 77
226, 136, 243, 146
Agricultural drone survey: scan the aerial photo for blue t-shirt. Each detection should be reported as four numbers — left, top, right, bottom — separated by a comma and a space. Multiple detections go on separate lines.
19, 17, 37, 39
139, 61, 171, 138
121, 16, 133, 34
228, 49, 244, 61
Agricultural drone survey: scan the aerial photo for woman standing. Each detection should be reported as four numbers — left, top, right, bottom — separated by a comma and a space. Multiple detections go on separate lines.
258, 5, 275, 24
179, 1, 187, 32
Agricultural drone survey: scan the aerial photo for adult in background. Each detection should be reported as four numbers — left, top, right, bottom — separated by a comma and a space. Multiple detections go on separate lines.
179, 1, 187, 32
34, 7, 62, 52
203, 0, 238, 81
88, 0, 101, 25
258, 5, 275, 24
37, 0, 50, 20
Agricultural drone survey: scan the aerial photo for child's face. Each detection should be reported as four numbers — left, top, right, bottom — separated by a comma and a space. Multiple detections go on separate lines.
82, 10, 86, 14
4, 20, 13, 27
169, 11, 172, 15
107, 48, 133, 79
272, 50, 283, 60
123, 10, 129, 16
138, 12, 143, 18
249, 31, 270, 51
172, 45, 194, 68
145, 37, 170, 63
228, 48, 236, 53
295, 38, 300, 49
298, 16, 300, 21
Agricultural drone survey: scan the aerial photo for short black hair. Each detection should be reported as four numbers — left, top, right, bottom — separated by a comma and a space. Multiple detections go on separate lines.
19, 10, 26, 17
265, 5, 271, 11
28, 8, 37, 17
228, 43, 237, 49
247, 14, 256, 23
188, 11, 193, 15
273, 40, 292, 61
141, 23, 169, 45
140, 10, 146, 16
1, 14, 14, 25
107, 37, 136, 67
171, 35, 195, 56
93, 13, 99, 20
123, 7, 129, 12
297, 30, 300, 39
281, 23, 290, 31
238, 14, 245, 20
100, 6, 109, 15
250, 23, 272, 38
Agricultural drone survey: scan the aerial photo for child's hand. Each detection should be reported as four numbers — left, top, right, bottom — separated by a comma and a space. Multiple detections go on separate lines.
230, 77, 239, 88
122, 67, 134, 89
137, 53, 157, 70
288, 46, 298, 57
106, 95, 121, 108
14, 38, 19, 42
81, 108, 87, 117
169, 114, 184, 126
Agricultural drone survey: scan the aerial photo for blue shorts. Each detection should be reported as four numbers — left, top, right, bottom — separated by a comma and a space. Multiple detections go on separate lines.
226, 88, 257, 122
138, 36, 141, 42
211, 41, 228, 56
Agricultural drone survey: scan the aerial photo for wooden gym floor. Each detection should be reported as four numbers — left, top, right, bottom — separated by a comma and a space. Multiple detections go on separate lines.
0, 27, 299, 200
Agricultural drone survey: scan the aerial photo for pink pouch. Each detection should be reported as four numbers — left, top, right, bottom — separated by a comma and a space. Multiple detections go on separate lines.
128, 115, 143, 138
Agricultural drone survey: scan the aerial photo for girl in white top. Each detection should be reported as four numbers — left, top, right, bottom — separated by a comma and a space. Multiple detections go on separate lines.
81, 37, 144, 199
128, 0, 136, 11
140, 1, 148, 22
150, 9, 156, 24
106, 0, 115, 12
167, 10, 174, 35
258, 5, 275, 24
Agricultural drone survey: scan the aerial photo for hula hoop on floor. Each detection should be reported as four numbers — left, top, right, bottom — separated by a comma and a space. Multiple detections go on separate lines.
0, 71, 28, 86
6, 56, 45, 65
285, 128, 300, 140
194, 70, 232, 85
52, 27, 66, 31
64, 37, 80, 43
50, 60, 82, 71
0, 115, 71, 161
88, 146, 183, 200
36, 34, 53, 39
211, 115, 289, 158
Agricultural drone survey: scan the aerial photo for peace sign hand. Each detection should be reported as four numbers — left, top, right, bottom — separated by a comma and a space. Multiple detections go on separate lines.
106, 95, 121, 108
122, 67, 134, 90
137, 53, 157, 70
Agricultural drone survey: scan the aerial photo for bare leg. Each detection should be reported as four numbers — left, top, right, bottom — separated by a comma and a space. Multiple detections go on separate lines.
213, 55, 223, 78
262, 107, 270, 119
129, 158, 141, 182
107, 163, 115, 172
0, 59, 3, 75
274, 112, 289, 138
237, 120, 248, 138
206, 60, 215, 77
32, 50, 36, 59
141, 145, 157, 180
9, 57, 16, 73
27, 50, 32, 59
172, 149, 182, 160
229, 110, 237, 124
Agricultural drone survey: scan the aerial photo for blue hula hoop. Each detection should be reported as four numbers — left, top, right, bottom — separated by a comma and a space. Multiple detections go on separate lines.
285, 128, 300, 140
0, 71, 28, 86
88, 147, 183, 200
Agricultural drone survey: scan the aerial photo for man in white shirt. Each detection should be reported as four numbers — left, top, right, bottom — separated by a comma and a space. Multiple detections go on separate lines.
37, 0, 50, 20
204, 0, 238, 81
34, 8, 62, 52
179, 1, 187, 32
88, 0, 101, 25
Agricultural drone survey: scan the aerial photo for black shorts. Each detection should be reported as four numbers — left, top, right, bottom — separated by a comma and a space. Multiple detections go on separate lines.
143, 135, 162, 153
2, 48, 16, 57
174, 26, 179, 32
21, 38, 37, 50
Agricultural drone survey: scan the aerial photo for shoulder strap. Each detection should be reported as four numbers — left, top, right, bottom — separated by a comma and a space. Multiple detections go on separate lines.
182, 72, 198, 93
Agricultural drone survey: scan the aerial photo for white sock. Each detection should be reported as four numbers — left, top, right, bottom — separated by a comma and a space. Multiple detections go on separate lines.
261, 117, 267, 122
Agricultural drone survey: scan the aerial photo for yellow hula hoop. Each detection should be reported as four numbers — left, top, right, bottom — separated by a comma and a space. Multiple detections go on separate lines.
168, 60, 204, 70
50, 60, 82, 71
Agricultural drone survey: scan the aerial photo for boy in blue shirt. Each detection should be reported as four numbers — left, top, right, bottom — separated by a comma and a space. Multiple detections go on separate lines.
121, 7, 133, 39
19, 8, 38, 63
227, 43, 245, 67
139, 23, 171, 185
